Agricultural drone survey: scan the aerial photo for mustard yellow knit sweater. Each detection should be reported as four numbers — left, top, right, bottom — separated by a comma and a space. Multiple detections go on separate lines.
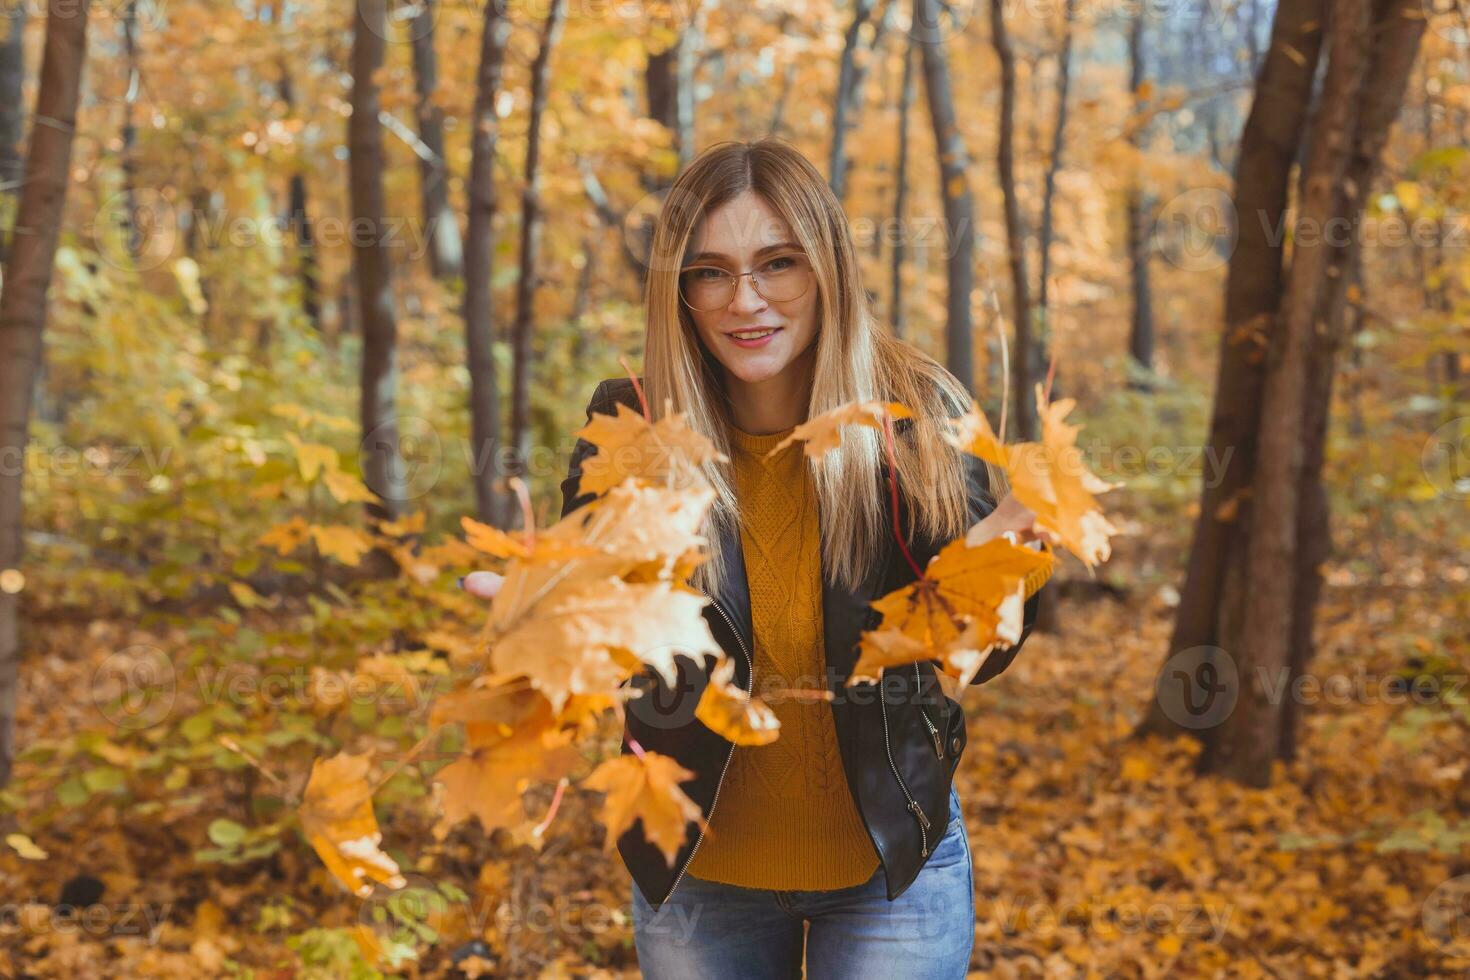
684, 421, 880, 889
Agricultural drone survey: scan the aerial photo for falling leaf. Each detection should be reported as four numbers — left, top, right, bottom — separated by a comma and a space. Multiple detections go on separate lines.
486, 576, 721, 713
695, 656, 780, 746
575, 400, 726, 496
945, 385, 1121, 569
323, 469, 377, 504
431, 681, 583, 837
310, 525, 375, 566
298, 752, 407, 898
284, 432, 339, 482
5, 834, 48, 861
583, 751, 703, 866
768, 400, 913, 458
854, 537, 1052, 684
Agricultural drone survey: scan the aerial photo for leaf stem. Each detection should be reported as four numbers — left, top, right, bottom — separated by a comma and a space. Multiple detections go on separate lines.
880, 408, 926, 581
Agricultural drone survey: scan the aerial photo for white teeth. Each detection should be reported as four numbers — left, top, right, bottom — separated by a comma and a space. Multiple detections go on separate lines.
731, 329, 776, 340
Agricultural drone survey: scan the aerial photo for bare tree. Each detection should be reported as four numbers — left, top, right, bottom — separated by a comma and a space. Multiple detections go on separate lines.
889, 32, 918, 339
0, 0, 23, 266
1134, 0, 1426, 787
991, 0, 1036, 439
0, 0, 93, 788
915, 0, 977, 391
463, 0, 512, 525
507, 0, 567, 520
831, 0, 893, 201
349, 0, 406, 523
1124, 4, 1156, 388
410, 0, 464, 282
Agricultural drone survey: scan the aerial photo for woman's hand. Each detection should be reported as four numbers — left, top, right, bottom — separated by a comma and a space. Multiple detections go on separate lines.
966, 493, 1053, 548
459, 571, 505, 600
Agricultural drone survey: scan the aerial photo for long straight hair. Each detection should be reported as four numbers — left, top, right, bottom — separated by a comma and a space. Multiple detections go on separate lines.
641, 137, 1003, 597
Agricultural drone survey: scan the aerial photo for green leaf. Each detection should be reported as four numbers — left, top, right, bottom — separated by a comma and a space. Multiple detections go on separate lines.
208, 818, 249, 847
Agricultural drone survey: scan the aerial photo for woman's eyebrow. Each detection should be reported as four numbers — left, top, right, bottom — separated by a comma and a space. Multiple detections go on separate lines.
685, 241, 801, 263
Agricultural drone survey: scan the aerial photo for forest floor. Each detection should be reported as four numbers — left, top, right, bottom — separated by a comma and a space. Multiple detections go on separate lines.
3, 507, 1467, 978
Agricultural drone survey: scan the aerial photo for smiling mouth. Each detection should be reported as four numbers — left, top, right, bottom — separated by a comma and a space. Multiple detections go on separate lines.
727, 327, 781, 340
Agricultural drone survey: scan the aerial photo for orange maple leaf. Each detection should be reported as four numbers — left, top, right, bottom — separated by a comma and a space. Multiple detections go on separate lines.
583, 751, 704, 866
430, 681, 583, 838
852, 537, 1053, 685
298, 752, 407, 898
768, 400, 913, 458
694, 656, 781, 747
576, 399, 727, 495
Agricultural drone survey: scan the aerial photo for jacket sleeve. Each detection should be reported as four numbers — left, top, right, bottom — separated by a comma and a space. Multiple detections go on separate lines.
961, 450, 1045, 686
559, 380, 611, 520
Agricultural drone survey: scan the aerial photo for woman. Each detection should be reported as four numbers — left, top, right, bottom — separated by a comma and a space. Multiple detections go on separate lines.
464, 137, 1046, 978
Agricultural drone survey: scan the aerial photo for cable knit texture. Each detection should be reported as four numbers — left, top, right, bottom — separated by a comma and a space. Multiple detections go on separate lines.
684, 420, 880, 889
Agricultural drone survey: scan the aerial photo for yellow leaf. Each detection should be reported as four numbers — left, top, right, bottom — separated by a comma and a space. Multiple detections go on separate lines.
695, 656, 781, 746
323, 469, 377, 504
5, 834, 48, 861
583, 751, 703, 866
258, 516, 310, 556
285, 432, 339, 482
770, 400, 913, 458
310, 525, 375, 566
298, 752, 407, 898
576, 400, 727, 497
431, 681, 583, 837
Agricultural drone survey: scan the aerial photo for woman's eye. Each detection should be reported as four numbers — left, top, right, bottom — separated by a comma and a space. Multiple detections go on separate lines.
691, 268, 724, 281
763, 256, 795, 272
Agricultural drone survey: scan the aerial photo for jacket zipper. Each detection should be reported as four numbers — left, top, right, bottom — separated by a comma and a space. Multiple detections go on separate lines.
664, 587, 753, 901
879, 663, 930, 857
916, 662, 943, 759
871, 499, 933, 856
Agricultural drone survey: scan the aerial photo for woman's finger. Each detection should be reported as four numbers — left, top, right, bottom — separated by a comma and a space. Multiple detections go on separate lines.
460, 570, 505, 599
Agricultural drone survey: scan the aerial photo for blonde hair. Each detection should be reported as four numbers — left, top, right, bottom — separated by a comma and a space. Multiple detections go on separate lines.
641, 137, 1002, 596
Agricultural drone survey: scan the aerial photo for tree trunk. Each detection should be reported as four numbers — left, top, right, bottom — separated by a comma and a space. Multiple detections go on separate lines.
889, 31, 917, 339
830, 0, 892, 201
1036, 0, 1075, 348
916, 0, 977, 392
350, 0, 405, 523
506, 0, 566, 523
274, 48, 323, 334
1124, 5, 1155, 389
0, 0, 23, 266
1134, 0, 1326, 745
410, 0, 463, 282
991, 0, 1036, 440
1278, 0, 1425, 763
463, 0, 511, 525
0, 0, 92, 788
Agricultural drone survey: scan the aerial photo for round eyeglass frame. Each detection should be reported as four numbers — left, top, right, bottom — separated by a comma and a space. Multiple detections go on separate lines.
677, 251, 814, 312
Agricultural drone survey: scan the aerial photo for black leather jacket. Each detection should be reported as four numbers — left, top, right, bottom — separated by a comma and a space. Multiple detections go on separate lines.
559, 377, 1042, 911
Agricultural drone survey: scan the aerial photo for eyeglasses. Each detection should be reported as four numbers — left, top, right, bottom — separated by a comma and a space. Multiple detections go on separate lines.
678, 251, 814, 312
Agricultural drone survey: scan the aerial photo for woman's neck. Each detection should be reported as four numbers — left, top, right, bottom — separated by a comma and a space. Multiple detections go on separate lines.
723, 346, 815, 435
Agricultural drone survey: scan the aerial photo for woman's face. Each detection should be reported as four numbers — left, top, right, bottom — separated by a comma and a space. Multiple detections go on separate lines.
680, 190, 820, 387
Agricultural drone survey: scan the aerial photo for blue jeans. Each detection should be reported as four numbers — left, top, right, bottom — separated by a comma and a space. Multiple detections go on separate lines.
631, 784, 973, 979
